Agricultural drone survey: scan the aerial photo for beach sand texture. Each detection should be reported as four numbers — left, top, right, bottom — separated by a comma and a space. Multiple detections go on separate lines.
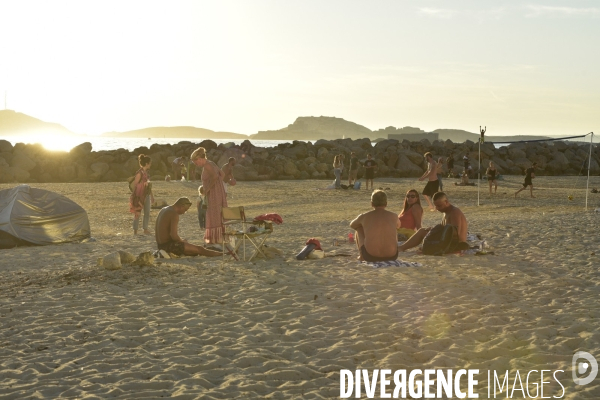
1, 176, 600, 399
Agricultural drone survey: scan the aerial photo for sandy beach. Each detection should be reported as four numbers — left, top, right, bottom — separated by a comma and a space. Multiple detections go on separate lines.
1, 176, 600, 399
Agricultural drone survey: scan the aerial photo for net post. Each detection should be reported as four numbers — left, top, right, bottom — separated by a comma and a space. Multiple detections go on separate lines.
586, 132, 593, 211
478, 140, 481, 206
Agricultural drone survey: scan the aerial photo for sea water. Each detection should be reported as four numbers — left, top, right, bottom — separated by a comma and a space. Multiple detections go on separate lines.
0, 136, 316, 152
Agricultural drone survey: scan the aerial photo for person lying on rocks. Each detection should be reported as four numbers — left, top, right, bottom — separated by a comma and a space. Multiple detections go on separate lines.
155, 197, 221, 257
398, 192, 468, 252
350, 190, 400, 262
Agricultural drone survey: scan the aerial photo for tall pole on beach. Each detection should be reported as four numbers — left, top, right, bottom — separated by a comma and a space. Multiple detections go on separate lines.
586, 132, 594, 210
478, 126, 486, 206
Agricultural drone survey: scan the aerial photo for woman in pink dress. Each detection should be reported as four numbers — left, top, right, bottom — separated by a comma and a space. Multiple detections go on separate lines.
129, 154, 153, 235
191, 147, 227, 244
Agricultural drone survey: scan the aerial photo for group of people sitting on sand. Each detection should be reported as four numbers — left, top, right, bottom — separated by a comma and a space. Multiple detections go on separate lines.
350, 189, 468, 262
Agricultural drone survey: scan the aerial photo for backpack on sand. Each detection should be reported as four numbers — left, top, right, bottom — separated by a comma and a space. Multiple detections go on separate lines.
422, 224, 459, 256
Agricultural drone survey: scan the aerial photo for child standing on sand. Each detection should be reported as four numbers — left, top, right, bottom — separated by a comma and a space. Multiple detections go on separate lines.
196, 186, 206, 229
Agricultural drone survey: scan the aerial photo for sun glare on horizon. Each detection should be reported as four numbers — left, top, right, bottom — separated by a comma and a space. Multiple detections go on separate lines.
11, 134, 85, 152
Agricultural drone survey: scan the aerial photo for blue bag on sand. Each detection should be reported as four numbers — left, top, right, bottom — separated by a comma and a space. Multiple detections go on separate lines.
296, 243, 317, 260
353, 181, 361, 190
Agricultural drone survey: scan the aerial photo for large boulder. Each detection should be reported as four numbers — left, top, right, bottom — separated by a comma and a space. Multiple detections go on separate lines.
217, 147, 252, 168
70, 142, 93, 158
90, 162, 110, 180
0, 140, 13, 153
545, 152, 570, 174
10, 153, 36, 171
395, 154, 423, 177
283, 161, 298, 176
0, 167, 30, 183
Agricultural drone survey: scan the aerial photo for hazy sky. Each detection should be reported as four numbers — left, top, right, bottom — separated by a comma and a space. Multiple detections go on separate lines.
1, 0, 599, 137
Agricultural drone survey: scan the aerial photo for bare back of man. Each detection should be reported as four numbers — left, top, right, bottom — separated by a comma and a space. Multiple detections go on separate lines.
155, 204, 221, 257
356, 209, 399, 259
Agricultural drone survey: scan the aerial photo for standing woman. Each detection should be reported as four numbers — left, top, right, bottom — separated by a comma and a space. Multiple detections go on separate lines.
436, 157, 445, 191
486, 161, 498, 194
333, 155, 343, 189
191, 147, 227, 245
397, 189, 423, 239
130, 154, 153, 235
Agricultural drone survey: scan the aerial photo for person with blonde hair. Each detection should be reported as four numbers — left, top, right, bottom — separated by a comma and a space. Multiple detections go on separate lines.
191, 147, 227, 245
350, 190, 400, 262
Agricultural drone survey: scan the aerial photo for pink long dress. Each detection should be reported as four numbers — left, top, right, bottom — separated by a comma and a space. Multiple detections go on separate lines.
129, 168, 148, 214
201, 161, 228, 243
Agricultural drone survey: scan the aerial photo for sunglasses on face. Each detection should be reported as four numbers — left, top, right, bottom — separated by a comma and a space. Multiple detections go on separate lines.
406, 195, 417, 198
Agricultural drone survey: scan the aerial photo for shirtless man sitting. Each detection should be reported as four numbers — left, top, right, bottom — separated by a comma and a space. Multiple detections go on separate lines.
350, 190, 401, 262
155, 197, 221, 257
398, 192, 468, 252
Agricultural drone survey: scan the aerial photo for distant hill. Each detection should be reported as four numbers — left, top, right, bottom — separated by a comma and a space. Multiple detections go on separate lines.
0, 109, 79, 137
250, 116, 373, 140
101, 126, 249, 140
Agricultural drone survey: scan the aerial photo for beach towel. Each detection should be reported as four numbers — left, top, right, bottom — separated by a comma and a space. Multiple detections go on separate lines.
360, 260, 422, 269
253, 213, 283, 225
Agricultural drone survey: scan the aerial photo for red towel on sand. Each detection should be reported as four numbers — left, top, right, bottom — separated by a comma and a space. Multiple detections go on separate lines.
253, 213, 283, 225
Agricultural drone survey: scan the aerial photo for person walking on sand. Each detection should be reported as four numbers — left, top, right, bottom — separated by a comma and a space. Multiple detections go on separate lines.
364, 154, 377, 191
350, 190, 400, 262
191, 147, 227, 245
397, 189, 423, 239
419, 152, 439, 211
333, 155, 343, 189
398, 192, 468, 252
221, 157, 237, 198
348, 152, 360, 186
486, 161, 499, 194
515, 162, 537, 198
130, 154, 154, 235
155, 197, 221, 257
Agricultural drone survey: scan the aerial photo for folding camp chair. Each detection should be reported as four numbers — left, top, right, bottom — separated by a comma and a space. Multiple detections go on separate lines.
222, 206, 273, 261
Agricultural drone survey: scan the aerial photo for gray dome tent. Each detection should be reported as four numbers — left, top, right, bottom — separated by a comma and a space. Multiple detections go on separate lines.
0, 185, 90, 249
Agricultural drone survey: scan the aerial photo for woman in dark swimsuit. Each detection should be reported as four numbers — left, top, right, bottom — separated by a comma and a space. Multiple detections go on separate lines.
486, 161, 498, 194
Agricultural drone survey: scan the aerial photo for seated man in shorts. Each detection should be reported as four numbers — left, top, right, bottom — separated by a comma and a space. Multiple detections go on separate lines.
398, 192, 468, 252
155, 197, 221, 257
350, 190, 401, 262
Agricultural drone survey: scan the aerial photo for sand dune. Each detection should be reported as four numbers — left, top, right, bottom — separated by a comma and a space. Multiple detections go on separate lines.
1, 176, 600, 398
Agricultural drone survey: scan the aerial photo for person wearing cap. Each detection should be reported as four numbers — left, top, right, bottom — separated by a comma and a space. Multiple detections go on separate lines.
515, 162, 537, 198
155, 197, 221, 257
